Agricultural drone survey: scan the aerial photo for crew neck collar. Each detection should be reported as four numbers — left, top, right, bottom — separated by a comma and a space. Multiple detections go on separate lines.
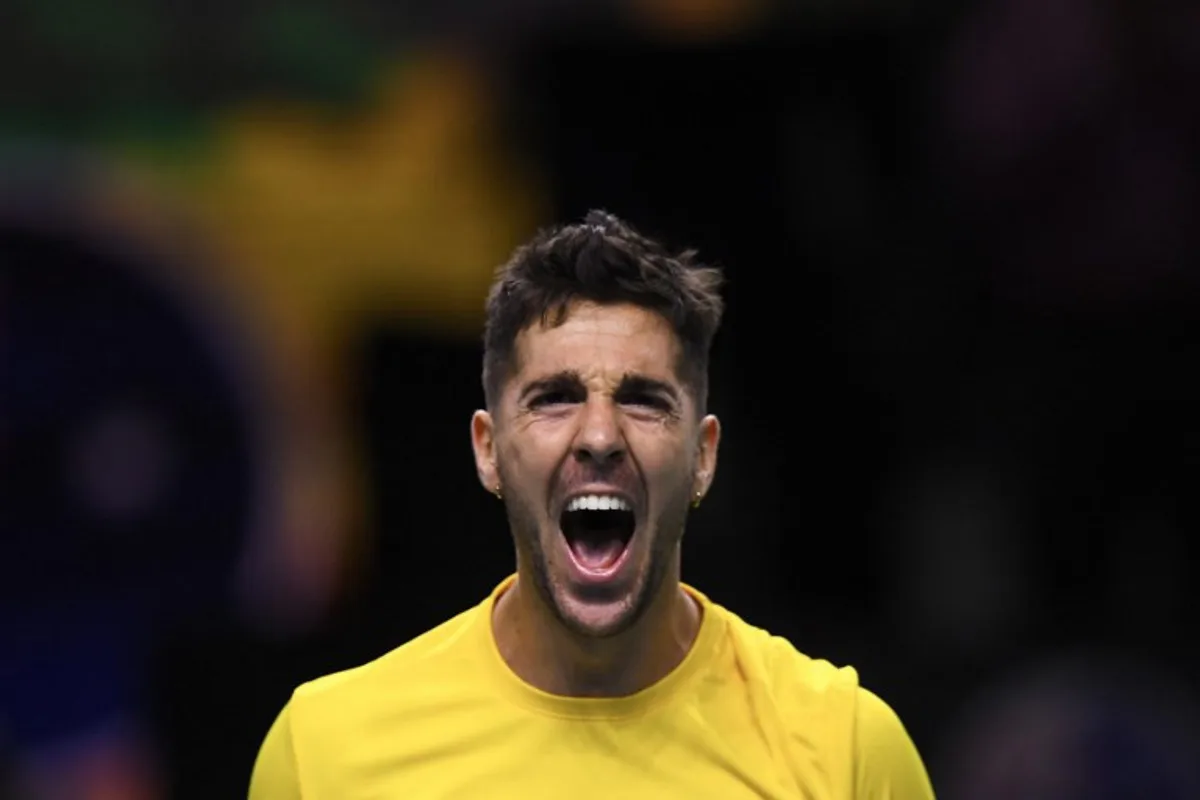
476, 575, 723, 720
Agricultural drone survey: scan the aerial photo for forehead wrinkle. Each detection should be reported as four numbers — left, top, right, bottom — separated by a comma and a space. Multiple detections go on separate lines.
529, 328, 679, 373
507, 302, 687, 398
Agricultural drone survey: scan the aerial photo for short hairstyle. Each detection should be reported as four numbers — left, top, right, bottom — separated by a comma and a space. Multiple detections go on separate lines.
482, 210, 725, 410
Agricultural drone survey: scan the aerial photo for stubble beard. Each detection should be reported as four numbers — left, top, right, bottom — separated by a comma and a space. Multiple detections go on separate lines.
500, 481, 693, 640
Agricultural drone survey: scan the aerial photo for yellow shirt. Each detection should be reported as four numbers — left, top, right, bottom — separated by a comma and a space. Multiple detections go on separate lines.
249, 578, 933, 799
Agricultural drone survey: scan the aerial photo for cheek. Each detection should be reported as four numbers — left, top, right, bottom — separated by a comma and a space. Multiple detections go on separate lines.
634, 441, 694, 491
499, 426, 567, 485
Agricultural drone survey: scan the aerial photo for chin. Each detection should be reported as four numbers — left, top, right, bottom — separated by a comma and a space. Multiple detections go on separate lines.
523, 524, 671, 638
545, 560, 664, 640
553, 590, 642, 639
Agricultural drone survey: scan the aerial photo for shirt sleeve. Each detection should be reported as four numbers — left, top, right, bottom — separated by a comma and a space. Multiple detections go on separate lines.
853, 688, 935, 800
249, 700, 303, 800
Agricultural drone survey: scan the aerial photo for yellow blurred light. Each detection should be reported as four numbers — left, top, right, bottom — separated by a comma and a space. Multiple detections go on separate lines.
187, 51, 546, 345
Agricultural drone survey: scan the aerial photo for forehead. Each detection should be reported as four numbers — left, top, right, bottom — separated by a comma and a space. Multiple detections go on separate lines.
512, 301, 682, 382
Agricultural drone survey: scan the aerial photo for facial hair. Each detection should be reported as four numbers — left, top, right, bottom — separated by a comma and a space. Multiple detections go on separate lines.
499, 470, 694, 640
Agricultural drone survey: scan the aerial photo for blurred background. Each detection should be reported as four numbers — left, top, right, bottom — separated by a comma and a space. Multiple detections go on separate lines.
2, 0, 1200, 797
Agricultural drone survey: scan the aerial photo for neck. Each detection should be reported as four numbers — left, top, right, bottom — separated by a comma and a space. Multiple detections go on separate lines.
492, 559, 702, 698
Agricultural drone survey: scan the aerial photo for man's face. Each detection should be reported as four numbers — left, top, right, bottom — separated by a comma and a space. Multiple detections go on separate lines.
473, 301, 719, 638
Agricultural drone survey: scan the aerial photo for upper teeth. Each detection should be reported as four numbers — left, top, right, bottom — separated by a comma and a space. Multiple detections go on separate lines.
567, 495, 631, 512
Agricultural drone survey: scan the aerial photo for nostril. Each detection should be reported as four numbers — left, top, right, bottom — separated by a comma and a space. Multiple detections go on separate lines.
573, 445, 625, 465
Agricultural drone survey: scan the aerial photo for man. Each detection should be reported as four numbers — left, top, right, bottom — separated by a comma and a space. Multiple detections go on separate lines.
249, 211, 934, 798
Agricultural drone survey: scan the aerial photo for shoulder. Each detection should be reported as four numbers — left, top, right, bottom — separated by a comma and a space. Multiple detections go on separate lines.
713, 601, 861, 710
710, 603, 933, 797
289, 602, 484, 732
251, 601, 492, 795
852, 687, 935, 799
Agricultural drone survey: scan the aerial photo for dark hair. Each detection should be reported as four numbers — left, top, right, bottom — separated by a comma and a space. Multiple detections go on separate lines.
482, 210, 725, 410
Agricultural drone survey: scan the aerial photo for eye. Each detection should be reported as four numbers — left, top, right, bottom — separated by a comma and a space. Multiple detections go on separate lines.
530, 391, 575, 408
622, 392, 670, 411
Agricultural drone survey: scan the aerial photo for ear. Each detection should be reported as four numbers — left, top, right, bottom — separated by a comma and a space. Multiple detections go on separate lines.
692, 414, 721, 501
471, 409, 500, 495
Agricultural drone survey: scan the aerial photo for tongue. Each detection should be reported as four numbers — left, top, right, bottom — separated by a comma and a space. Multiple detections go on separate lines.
569, 536, 625, 570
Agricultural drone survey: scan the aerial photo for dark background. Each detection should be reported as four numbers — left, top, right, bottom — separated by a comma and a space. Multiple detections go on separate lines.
3, 1, 1200, 797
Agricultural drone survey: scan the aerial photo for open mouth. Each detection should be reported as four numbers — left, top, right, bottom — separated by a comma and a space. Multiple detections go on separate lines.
559, 495, 637, 573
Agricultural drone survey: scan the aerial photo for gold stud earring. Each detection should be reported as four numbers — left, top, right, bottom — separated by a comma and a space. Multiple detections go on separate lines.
692, 490, 703, 509
493, 485, 503, 500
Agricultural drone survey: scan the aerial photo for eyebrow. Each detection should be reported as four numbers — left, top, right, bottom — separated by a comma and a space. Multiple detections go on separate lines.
614, 374, 682, 405
518, 371, 583, 404
517, 370, 682, 405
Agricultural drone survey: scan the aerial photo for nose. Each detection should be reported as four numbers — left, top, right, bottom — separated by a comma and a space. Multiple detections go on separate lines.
573, 396, 625, 466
